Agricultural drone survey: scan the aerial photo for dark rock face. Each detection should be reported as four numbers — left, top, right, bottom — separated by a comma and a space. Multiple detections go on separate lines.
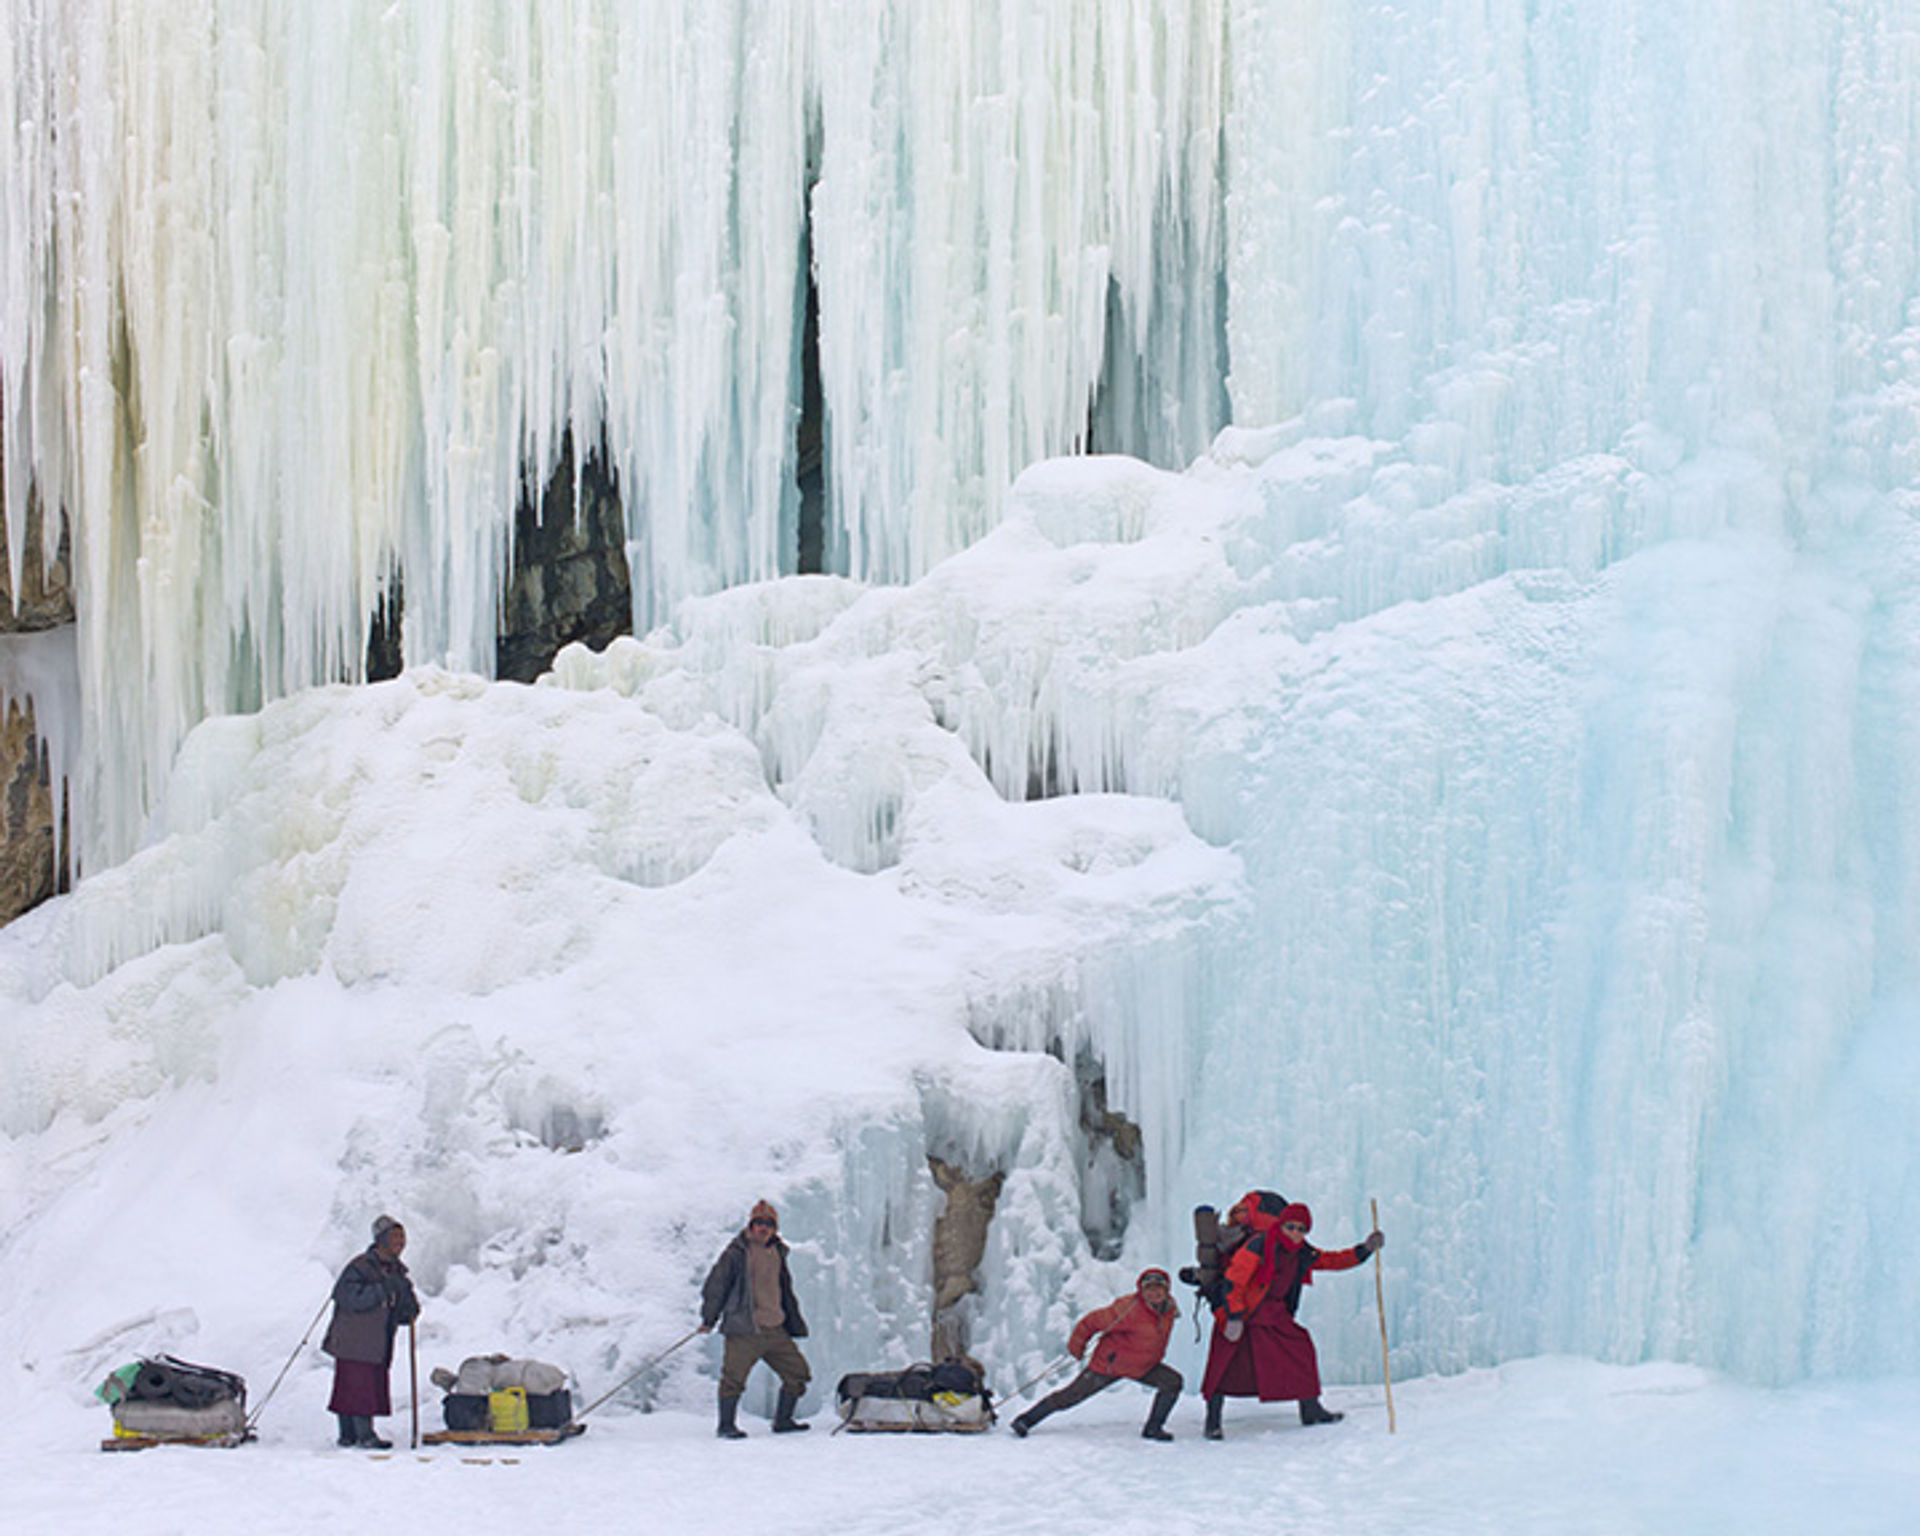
496, 435, 633, 684
1078, 1069, 1144, 1261
361, 435, 634, 686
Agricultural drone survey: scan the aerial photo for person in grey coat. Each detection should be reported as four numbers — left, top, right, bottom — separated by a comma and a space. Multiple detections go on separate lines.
322, 1214, 420, 1448
698, 1200, 810, 1439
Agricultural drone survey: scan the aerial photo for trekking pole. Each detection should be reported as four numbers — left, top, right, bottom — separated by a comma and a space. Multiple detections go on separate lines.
573, 1327, 702, 1422
1371, 1197, 1396, 1434
245, 1291, 333, 1433
408, 1322, 420, 1449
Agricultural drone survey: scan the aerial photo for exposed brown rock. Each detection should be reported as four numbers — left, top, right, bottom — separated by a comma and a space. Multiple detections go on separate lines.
0, 697, 62, 923
928, 1156, 1005, 1360
0, 466, 75, 632
1, 446, 73, 924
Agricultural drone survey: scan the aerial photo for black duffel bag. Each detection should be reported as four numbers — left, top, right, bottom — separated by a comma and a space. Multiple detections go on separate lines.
442, 1393, 489, 1432
526, 1389, 573, 1429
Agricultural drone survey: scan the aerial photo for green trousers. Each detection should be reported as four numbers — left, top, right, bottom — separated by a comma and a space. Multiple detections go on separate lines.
719, 1328, 811, 1401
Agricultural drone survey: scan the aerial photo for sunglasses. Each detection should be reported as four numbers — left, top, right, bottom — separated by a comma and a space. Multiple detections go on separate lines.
749, 1218, 775, 1229
1281, 1222, 1307, 1233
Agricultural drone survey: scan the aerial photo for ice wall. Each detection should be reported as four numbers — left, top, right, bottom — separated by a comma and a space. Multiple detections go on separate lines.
1200, 0, 1920, 1383
1228, 1, 1919, 484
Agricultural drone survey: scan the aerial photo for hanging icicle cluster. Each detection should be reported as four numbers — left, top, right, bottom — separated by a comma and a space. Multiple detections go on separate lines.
0, 0, 1228, 868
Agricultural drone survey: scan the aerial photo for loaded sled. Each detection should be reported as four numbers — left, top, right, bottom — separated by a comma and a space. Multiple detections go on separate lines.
835, 1357, 994, 1433
96, 1356, 250, 1451
423, 1354, 585, 1446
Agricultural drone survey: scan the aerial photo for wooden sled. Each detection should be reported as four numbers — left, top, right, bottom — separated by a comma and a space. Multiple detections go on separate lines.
101, 1431, 251, 1452
421, 1423, 586, 1447
835, 1396, 995, 1434
835, 1415, 994, 1434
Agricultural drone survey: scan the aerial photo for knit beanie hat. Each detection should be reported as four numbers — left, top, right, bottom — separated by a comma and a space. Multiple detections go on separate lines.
1137, 1267, 1172, 1289
1278, 1202, 1313, 1232
372, 1213, 402, 1244
749, 1200, 779, 1229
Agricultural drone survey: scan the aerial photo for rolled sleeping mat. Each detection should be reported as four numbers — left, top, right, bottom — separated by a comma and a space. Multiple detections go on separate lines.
1194, 1205, 1221, 1276
169, 1374, 222, 1409
131, 1363, 178, 1402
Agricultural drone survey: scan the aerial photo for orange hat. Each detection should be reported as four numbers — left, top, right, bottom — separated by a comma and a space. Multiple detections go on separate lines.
749, 1200, 779, 1229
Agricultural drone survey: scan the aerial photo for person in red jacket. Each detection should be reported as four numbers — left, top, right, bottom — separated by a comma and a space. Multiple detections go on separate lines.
1011, 1268, 1183, 1441
1199, 1195, 1383, 1440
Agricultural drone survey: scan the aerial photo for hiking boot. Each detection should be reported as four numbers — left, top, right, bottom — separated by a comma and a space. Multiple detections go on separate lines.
335, 1415, 357, 1447
1010, 1411, 1036, 1438
353, 1418, 393, 1449
1142, 1387, 1178, 1442
1299, 1398, 1344, 1426
716, 1396, 748, 1440
771, 1389, 810, 1433
1203, 1396, 1224, 1441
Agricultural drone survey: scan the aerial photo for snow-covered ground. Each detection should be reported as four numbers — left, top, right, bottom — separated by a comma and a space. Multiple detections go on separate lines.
7, 1358, 1916, 1536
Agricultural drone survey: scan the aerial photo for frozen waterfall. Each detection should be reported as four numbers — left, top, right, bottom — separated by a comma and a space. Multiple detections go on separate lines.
3, 0, 1920, 1401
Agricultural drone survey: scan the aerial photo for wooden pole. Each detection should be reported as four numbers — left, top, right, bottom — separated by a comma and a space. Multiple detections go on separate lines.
1371, 1197, 1396, 1433
575, 1327, 702, 1422
1003, 1293, 1137, 1406
243, 1290, 332, 1433
408, 1322, 420, 1449
1003, 1351, 1077, 1405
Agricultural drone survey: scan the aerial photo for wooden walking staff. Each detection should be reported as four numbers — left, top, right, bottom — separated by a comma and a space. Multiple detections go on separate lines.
1371, 1197, 1396, 1433
408, 1322, 420, 1449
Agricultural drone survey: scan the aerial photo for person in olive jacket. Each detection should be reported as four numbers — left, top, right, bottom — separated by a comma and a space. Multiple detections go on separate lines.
698, 1200, 811, 1439
321, 1214, 421, 1448
1011, 1268, 1183, 1441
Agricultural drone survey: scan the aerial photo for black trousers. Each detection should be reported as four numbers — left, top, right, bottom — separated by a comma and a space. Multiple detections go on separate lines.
1029, 1362, 1183, 1427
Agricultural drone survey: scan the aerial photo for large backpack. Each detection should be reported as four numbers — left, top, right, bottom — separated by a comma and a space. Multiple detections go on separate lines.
1180, 1191, 1286, 1313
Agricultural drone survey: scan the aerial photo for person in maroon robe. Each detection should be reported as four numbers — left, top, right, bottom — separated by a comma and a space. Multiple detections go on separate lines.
321, 1214, 420, 1448
1199, 1194, 1383, 1439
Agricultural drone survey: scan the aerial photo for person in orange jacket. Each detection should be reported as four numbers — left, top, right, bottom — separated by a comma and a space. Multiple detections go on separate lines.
1011, 1268, 1183, 1441
1199, 1195, 1383, 1439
